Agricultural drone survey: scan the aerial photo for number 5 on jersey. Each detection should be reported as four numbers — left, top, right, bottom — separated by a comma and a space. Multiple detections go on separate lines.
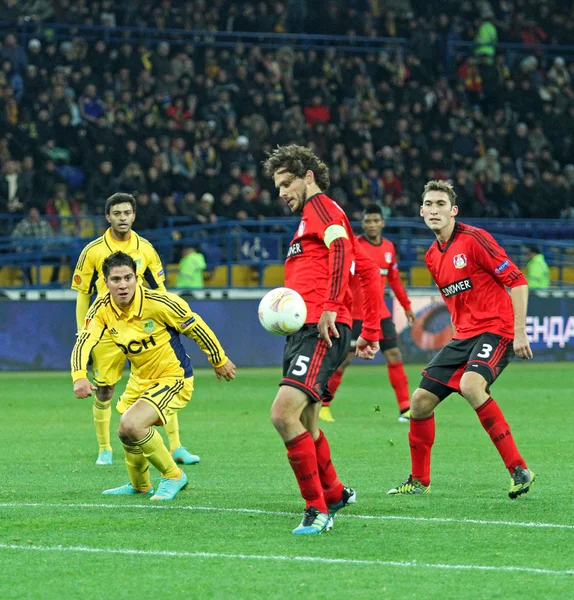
291, 355, 310, 376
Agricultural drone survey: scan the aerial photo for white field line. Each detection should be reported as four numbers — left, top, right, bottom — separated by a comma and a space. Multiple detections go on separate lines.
0, 543, 572, 577
0, 502, 573, 531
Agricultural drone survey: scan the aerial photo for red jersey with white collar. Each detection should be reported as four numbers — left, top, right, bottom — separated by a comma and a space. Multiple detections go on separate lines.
285, 193, 382, 340
426, 221, 527, 339
352, 235, 411, 320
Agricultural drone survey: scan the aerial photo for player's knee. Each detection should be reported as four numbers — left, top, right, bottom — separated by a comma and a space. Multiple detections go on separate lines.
459, 372, 488, 405
411, 388, 438, 418
96, 385, 114, 402
384, 348, 402, 363
118, 413, 139, 442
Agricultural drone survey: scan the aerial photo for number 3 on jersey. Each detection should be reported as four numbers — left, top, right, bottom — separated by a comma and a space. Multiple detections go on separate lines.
291, 355, 310, 376
476, 343, 493, 358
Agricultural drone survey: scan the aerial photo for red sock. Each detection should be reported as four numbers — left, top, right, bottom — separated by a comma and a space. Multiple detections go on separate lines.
387, 361, 410, 413
323, 368, 344, 407
476, 398, 527, 473
285, 431, 328, 513
409, 415, 435, 486
314, 429, 344, 506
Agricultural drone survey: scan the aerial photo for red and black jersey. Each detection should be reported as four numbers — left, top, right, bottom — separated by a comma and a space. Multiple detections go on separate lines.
351, 235, 411, 320
285, 193, 382, 340
426, 221, 527, 340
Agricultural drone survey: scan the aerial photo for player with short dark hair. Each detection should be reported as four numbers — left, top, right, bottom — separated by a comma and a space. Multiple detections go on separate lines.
388, 180, 535, 499
72, 192, 199, 467
263, 145, 383, 534
321, 203, 415, 423
71, 251, 236, 500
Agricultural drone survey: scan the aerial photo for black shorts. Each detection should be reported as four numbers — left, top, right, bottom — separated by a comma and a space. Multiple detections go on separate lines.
420, 332, 514, 401
280, 324, 352, 403
351, 317, 398, 351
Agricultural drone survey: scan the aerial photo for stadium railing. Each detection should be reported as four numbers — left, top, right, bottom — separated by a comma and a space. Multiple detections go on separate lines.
1, 217, 573, 289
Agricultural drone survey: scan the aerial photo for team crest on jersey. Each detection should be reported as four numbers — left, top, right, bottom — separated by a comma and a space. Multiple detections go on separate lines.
135, 258, 143, 269
143, 320, 155, 333
385, 252, 393, 263
297, 221, 306, 237
453, 253, 467, 269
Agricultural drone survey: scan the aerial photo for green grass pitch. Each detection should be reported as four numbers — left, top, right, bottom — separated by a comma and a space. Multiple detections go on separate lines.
1, 363, 573, 599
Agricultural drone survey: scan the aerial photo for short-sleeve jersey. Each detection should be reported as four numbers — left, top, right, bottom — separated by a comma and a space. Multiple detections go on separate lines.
71, 285, 227, 382
425, 222, 527, 339
351, 235, 411, 320
71, 228, 165, 295
285, 193, 355, 326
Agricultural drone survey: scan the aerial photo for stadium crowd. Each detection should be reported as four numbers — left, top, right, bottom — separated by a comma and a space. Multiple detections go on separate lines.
1, 0, 574, 238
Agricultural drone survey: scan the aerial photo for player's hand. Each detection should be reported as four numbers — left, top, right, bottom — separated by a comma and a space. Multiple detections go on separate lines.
514, 331, 533, 360
215, 359, 236, 381
405, 309, 416, 325
355, 337, 380, 360
318, 311, 338, 348
74, 378, 97, 398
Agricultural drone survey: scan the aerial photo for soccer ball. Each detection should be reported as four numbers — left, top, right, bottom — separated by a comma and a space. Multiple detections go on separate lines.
258, 287, 307, 336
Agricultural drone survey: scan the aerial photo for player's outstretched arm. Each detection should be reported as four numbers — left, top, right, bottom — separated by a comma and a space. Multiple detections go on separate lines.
74, 378, 97, 398
511, 284, 533, 360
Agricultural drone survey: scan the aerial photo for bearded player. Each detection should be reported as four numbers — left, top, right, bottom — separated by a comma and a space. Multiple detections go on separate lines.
263, 145, 383, 534
388, 180, 535, 499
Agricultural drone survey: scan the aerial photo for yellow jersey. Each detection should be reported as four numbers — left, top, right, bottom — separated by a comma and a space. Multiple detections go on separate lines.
72, 228, 166, 297
71, 285, 227, 382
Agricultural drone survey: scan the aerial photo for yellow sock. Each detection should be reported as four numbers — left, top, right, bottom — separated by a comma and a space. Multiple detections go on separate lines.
122, 444, 152, 492
164, 414, 181, 453
93, 399, 112, 452
136, 428, 180, 479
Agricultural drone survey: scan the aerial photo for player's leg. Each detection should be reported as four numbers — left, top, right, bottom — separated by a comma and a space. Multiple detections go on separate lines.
91, 335, 126, 465
319, 319, 360, 422
114, 377, 193, 500
381, 317, 410, 421
164, 413, 200, 465
461, 334, 535, 498
388, 339, 469, 495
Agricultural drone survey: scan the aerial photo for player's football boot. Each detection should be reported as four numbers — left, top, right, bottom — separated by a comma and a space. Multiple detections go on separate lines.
326, 486, 356, 531
102, 483, 154, 495
150, 469, 188, 501
509, 466, 536, 499
319, 406, 335, 422
171, 446, 200, 465
398, 409, 411, 423
96, 449, 113, 465
387, 475, 430, 495
292, 507, 330, 535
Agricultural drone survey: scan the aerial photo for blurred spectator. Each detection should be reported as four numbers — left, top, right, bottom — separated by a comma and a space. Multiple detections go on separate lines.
175, 245, 207, 289
525, 244, 550, 289
133, 192, 159, 231
0, 160, 28, 216
45, 183, 80, 235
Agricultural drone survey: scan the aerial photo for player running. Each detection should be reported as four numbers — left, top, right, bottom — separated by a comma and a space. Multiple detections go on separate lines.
71, 252, 236, 500
72, 193, 199, 466
263, 145, 383, 535
388, 180, 535, 499
321, 204, 415, 423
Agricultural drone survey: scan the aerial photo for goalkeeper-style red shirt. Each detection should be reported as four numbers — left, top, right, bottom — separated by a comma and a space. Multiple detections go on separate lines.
351, 235, 412, 321
285, 193, 382, 340
426, 221, 527, 340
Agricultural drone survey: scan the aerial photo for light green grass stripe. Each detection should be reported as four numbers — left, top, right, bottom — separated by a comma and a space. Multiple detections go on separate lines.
0, 543, 572, 576
1, 502, 573, 530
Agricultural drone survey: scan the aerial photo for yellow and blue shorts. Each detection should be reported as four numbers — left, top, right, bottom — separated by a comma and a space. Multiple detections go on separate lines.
116, 374, 194, 425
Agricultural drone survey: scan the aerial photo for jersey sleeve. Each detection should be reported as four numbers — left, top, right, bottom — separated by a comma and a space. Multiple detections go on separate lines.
71, 241, 99, 294
160, 292, 228, 367
471, 229, 527, 288
353, 241, 383, 341
386, 244, 411, 311
70, 297, 108, 382
142, 240, 167, 292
